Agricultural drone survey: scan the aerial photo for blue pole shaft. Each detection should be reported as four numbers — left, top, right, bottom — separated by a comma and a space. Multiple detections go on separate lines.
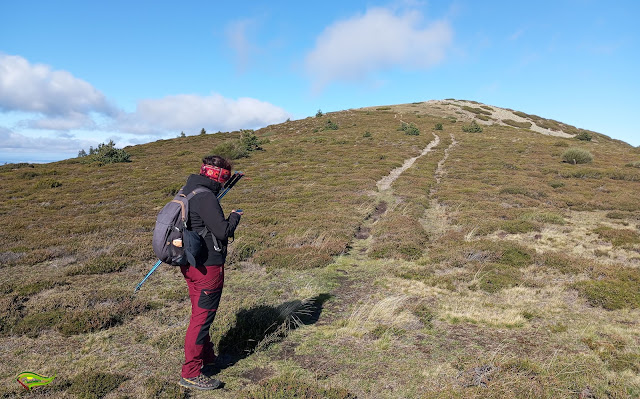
134, 260, 162, 293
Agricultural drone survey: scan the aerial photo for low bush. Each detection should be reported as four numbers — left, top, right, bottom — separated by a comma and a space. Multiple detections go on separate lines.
79, 140, 131, 165
435, 123, 443, 130
323, 119, 339, 131
66, 255, 128, 276
462, 106, 492, 116
501, 219, 539, 234
593, 226, 640, 248
316, 109, 323, 117
69, 372, 128, 399
503, 119, 532, 129
462, 121, 483, 133
575, 278, 640, 310
211, 129, 264, 160
575, 131, 592, 141
475, 264, 523, 293
625, 161, 640, 168
241, 376, 355, 399
562, 148, 593, 164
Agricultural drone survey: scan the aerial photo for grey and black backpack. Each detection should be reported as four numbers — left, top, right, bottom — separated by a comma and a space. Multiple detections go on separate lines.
152, 187, 209, 266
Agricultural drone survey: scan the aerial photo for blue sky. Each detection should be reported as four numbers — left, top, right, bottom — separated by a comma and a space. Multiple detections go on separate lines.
1, 0, 638, 163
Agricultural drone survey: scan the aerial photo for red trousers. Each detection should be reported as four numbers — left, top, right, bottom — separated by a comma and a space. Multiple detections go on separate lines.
180, 264, 224, 378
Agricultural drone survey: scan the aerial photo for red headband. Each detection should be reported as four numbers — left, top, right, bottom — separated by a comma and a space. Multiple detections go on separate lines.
200, 164, 231, 183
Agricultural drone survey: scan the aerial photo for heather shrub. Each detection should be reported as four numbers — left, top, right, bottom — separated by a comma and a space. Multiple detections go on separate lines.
462, 121, 483, 133
80, 140, 131, 165
575, 131, 592, 141
562, 148, 593, 164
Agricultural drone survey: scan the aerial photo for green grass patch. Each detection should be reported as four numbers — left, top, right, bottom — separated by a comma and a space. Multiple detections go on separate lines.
520, 211, 565, 225
66, 255, 129, 276
475, 264, 524, 293
462, 106, 492, 116
501, 219, 540, 234
593, 226, 640, 248
575, 269, 640, 310
69, 372, 129, 399
240, 376, 355, 399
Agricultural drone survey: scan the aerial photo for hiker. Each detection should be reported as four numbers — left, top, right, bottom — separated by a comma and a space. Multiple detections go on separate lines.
178, 155, 242, 390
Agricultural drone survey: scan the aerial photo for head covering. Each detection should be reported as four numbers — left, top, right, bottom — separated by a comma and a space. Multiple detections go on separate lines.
200, 164, 231, 183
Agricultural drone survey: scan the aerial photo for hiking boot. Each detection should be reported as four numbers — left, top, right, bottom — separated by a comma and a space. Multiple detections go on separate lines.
201, 362, 220, 377
179, 374, 222, 390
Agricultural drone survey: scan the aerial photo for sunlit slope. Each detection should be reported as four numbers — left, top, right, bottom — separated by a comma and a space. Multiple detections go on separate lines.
1, 100, 639, 398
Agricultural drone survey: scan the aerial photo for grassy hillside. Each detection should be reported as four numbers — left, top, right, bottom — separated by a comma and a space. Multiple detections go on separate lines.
1, 100, 639, 398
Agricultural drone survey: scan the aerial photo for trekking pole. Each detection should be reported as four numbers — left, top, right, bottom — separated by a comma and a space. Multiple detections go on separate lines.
134, 260, 161, 293
218, 171, 244, 200
133, 172, 245, 294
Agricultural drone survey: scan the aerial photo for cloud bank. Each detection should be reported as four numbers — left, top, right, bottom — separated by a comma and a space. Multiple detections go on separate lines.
0, 53, 116, 127
0, 54, 291, 160
305, 7, 453, 89
117, 94, 291, 135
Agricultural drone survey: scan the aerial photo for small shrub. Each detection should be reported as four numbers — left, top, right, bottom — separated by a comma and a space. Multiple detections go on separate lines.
316, 109, 323, 117
625, 161, 640, 168
497, 244, 532, 268
239, 129, 262, 152
81, 140, 131, 165
462, 121, 483, 133
413, 304, 435, 328
575, 279, 640, 310
144, 377, 188, 399
199, 128, 207, 135
398, 122, 419, 135
363, 131, 372, 138
66, 255, 128, 276
593, 226, 640, 248
211, 140, 248, 160
36, 179, 62, 188
477, 264, 523, 293
434, 123, 443, 130
69, 372, 128, 399
501, 220, 539, 234
562, 148, 593, 164
553, 140, 569, 147
502, 119, 532, 129
323, 119, 339, 131
462, 106, 492, 115
242, 377, 356, 399
549, 180, 565, 189
500, 186, 528, 196
575, 131, 592, 141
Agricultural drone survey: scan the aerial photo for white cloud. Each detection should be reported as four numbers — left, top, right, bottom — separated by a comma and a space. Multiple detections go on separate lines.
24, 111, 98, 131
0, 53, 117, 132
0, 54, 116, 116
305, 7, 453, 90
116, 93, 290, 135
0, 125, 94, 153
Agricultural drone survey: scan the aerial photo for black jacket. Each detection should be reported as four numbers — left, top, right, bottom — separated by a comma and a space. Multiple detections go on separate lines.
183, 174, 241, 266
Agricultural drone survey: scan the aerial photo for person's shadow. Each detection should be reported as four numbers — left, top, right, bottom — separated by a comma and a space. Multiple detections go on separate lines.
208, 293, 331, 373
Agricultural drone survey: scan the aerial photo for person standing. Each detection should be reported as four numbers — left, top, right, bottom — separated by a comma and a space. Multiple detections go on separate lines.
178, 155, 242, 390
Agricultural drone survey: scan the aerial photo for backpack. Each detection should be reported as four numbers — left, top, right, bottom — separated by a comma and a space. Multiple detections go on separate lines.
152, 187, 209, 266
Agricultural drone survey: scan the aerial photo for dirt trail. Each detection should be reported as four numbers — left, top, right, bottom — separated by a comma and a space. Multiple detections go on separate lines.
376, 134, 440, 191
421, 134, 458, 238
